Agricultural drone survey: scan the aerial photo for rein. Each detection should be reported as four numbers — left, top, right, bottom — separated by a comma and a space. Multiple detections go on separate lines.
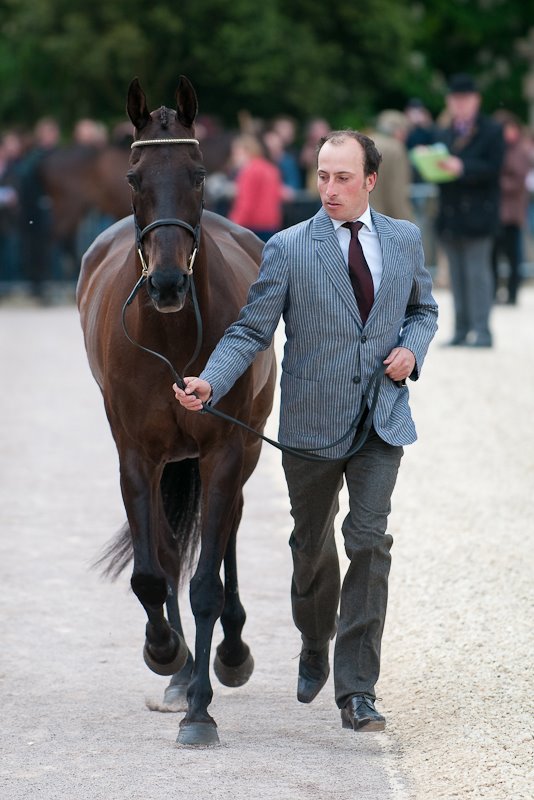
122, 135, 385, 462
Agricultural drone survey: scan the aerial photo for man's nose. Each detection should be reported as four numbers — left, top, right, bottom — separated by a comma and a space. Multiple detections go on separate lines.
326, 180, 337, 196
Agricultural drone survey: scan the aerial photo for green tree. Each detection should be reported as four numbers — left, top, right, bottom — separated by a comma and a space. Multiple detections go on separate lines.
402, 0, 534, 119
0, 0, 532, 134
0, 0, 414, 132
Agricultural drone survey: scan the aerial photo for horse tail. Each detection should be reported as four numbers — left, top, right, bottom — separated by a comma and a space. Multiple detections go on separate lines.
93, 459, 202, 585
159, 459, 202, 585
93, 521, 132, 580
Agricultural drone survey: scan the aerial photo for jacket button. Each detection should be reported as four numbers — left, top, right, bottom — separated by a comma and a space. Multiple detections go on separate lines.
361, 335, 367, 343
352, 376, 361, 384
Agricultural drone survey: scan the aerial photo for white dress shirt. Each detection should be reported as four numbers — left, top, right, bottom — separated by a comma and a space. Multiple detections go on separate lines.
332, 206, 383, 294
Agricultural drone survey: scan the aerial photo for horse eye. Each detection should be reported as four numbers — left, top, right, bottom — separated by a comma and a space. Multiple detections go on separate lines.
126, 173, 139, 190
195, 172, 206, 188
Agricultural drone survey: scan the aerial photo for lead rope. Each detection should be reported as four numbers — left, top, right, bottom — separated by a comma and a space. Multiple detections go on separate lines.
121, 278, 385, 463
121, 274, 202, 384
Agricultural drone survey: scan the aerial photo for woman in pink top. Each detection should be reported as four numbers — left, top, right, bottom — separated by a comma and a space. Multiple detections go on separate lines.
228, 134, 284, 241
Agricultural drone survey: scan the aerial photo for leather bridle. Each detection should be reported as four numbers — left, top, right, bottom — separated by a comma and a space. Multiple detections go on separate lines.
130, 137, 203, 278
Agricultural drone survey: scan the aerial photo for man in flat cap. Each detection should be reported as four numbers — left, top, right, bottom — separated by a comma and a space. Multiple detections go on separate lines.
435, 73, 504, 347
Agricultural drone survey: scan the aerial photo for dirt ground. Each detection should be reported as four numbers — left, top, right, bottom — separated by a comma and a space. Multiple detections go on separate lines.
1, 286, 532, 799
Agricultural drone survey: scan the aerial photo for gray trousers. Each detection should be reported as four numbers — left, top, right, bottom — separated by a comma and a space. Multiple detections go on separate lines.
441, 235, 493, 340
282, 428, 403, 708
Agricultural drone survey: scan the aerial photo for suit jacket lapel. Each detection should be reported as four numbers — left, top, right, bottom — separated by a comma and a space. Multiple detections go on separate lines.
367, 209, 401, 324
313, 208, 362, 325
312, 207, 404, 327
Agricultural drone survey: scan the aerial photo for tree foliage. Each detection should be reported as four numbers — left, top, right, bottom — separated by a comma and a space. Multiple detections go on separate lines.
0, 0, 532, 134
403, 0, 534, 118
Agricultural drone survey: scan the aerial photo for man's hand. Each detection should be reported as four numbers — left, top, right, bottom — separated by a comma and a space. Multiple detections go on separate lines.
173, 377, 212, 412
383, 347, 415, 383
437, 155, 464, 177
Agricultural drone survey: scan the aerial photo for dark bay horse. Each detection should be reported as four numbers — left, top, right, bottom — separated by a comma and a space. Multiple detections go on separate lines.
77, 76, 276, 747
39, 143, 132, 244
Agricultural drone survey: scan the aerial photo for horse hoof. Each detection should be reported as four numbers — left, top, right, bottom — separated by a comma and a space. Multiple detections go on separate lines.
213, 651, 254, 687
176, 721, 220, 748
162, 683, 188, 711
143, 631, 188, 677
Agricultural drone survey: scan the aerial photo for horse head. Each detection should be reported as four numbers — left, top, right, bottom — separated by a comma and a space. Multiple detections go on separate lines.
127, 76, 206, 312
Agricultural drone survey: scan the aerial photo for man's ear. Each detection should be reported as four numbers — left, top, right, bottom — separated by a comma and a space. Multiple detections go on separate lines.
366, 172, 378, 192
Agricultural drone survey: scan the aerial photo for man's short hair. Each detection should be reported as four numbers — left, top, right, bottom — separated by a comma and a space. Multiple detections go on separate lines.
316, 130, 382, 177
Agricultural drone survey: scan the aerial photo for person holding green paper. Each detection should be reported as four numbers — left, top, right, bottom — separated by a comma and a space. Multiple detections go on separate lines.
435, 74, 504, 348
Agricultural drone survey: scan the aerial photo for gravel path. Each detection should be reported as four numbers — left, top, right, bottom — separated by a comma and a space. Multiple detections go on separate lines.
1, 286, 532, 799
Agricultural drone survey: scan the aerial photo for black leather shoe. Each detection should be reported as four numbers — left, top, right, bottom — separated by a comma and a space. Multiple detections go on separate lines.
341, 695, 385, 731
297, 646, 330, 704
466, 334, 493, 348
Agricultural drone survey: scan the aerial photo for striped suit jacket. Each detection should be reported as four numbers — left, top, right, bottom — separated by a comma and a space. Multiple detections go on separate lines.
201, 206, 438, 455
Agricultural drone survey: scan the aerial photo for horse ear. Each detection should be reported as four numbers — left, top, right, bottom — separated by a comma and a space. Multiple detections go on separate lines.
175, 75, 198, 129
127, 78, 152, 131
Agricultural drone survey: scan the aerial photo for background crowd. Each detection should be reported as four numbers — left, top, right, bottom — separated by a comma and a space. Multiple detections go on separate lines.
1, 75, 534, 330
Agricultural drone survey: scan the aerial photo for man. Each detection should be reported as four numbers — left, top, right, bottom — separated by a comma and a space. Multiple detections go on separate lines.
435, 73, 504, 347
490, 110, 531, 305
368, 109, 414, 221
174, 131, 438, 731
18, 117, 62, 301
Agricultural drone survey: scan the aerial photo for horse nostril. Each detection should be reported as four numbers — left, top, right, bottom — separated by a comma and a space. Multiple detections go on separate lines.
148, 271, 188, 300
147, 274, 164, 298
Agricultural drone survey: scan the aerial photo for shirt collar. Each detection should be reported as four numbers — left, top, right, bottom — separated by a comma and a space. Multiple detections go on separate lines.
331, 205, 373, 233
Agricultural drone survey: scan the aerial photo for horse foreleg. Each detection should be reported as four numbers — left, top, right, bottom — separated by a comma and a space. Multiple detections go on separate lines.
132, 559, 189, 679
177, 460, 245, 747
213, 505, 254, 687
121, 456, 188, 677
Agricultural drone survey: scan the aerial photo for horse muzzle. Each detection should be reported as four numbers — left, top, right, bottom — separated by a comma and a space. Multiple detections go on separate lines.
147, 269, 191, 312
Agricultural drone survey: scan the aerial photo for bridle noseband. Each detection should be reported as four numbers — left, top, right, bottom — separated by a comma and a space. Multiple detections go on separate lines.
130, 137, 203, 277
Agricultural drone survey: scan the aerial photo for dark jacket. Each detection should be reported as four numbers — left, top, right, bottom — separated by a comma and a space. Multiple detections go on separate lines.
435, 114, 504, 238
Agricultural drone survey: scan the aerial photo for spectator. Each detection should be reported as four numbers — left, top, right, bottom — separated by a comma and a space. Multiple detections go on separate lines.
368, 110, 414, 220
271, 115, 298, 152
434, 74, 504, 347
491, 110, 531, 305
263, 127, 302, 195
18, 117, 62, 300
404, 98, 435, 182
228, 134, 284, 242
270, 115, 302, 190
300, 118, 331, 194
71, 118, 114, 262
405, 99, 435, 151
0, 130, 24, 293
526, 132, 534, 259
73, 118, 108, 146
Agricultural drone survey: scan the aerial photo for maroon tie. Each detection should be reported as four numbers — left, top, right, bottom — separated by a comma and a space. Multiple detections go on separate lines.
343, 221, 374, 324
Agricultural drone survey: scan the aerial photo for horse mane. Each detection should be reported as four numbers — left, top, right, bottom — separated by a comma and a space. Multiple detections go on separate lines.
160, 106, 169, 128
